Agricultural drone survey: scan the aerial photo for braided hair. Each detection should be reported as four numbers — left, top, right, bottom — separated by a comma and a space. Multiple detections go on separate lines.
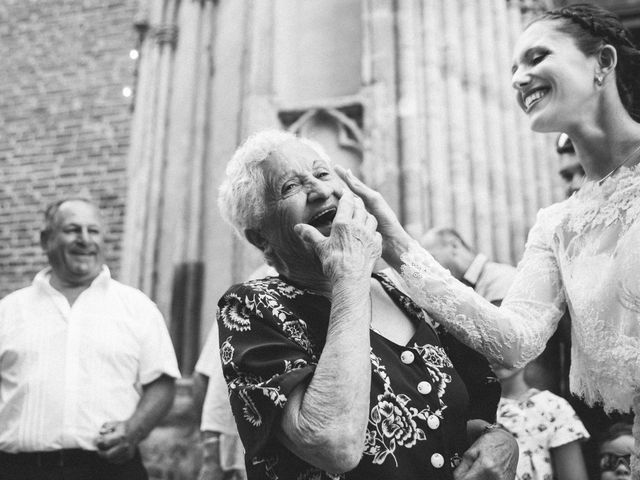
531, 3, 640, 123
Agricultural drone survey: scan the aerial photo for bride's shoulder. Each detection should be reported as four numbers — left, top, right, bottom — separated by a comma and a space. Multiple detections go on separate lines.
531, 199, 572, 234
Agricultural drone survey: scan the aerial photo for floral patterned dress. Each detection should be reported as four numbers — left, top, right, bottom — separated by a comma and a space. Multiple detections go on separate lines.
497, 389, 589, 480
216, 272, 483, 480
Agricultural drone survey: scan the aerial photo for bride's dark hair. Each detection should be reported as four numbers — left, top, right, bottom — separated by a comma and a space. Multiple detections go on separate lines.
532, 3, 640, 122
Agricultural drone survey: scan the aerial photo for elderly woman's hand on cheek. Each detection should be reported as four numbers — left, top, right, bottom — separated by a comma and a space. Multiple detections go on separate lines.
295, 192, 382, 283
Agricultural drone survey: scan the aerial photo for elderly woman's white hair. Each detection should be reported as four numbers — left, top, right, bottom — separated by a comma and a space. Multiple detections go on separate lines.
218, 129, 331, 240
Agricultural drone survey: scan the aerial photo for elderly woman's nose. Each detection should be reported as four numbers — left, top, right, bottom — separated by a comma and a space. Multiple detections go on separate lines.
307, 178, 333, 200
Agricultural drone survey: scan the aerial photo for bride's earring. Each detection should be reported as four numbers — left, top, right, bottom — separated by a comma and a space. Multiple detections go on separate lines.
595, 74, 604, 86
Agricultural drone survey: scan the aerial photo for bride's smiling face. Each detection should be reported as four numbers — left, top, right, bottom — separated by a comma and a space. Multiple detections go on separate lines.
511, 20, 599, 132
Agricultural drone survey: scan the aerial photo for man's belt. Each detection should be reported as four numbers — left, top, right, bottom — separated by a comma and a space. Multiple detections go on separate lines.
0, 449, 99, 467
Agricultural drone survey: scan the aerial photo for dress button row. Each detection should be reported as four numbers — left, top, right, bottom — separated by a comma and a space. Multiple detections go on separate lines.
427, 414, 440, 430
431, 453, 445, 468
417, 381, 432, 395
400, 350, 414, 364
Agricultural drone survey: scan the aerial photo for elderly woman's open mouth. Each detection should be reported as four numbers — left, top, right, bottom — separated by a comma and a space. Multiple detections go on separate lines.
308, 207, 337, 235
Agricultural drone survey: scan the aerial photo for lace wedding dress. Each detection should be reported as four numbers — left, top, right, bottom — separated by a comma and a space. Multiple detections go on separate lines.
399, 165, 640, 476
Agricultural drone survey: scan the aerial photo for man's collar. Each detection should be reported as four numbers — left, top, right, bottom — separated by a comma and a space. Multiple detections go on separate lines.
463, 254, 488, 287
33, 265, 111, 291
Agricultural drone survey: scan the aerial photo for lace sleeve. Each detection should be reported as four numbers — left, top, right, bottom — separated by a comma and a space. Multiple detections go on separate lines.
400, 209, 566, 367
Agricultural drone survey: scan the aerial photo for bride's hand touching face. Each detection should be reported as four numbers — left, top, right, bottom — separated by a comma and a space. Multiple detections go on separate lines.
334, 166, 413, 268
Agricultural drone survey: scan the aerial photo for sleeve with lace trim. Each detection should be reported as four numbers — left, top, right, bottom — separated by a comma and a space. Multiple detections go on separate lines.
399, 207, 567, 367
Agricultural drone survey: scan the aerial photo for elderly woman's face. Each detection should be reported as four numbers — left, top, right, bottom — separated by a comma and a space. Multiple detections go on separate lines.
259, 139, 343, 271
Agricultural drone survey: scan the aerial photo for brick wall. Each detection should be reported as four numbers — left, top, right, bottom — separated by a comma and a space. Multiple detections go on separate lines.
0, 0, 138, 297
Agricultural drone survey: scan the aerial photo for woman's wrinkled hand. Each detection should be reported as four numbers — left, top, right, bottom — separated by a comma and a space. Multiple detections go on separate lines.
295, 192, 382, 283
454, 427, 519, 480
333, 166, 412, 266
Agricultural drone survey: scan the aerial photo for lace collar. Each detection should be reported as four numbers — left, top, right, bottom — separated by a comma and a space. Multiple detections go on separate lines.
561, 163, 640, 233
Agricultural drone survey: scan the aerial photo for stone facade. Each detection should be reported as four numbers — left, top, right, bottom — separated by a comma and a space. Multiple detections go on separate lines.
124, 0, 566, 348
3, 1, 640, 478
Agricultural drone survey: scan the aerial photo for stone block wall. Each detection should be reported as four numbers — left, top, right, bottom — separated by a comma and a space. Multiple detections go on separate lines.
0, 0, 138, 297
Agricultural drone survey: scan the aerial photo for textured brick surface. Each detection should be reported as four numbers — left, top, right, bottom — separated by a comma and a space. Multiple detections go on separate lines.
0, 7, 202, 478
0, 0, 137, 297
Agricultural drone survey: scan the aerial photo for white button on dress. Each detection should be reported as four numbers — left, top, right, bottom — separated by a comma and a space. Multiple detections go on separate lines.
431, 453, 445, 468
427, 414, 440, 430
417, 381, 432, 394
400, 350, 415, 364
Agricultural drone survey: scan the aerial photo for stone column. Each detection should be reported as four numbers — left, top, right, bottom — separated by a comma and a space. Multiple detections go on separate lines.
363, 0, 562, 264
122, 0, 220, 370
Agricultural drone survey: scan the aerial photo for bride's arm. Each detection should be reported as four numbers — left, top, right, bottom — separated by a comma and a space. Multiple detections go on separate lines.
336, 166, 566, 367
400, 215, 565, 366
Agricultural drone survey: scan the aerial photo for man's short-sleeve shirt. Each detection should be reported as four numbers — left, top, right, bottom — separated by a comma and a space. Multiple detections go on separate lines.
0, 267, 180, 453
195, 322, 240, 434
217, 272, 471, 480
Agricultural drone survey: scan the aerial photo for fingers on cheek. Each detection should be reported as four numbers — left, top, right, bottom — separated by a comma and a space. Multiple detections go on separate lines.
367, 213, 378, 230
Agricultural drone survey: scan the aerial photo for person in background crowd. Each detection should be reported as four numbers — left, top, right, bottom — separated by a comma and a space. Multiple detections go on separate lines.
0, 197, 180, 480
419, 228, 516, 306
598, 423, 634, 480
335, 4, 640, 475
194, 325, 247, 480
556, 133, 586, 197
495, 364, 589, 480
215, 129, 518, 480
192, 262, 277, 480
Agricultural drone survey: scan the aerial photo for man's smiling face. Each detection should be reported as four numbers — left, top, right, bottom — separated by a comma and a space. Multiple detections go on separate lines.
43, 200, 105, 286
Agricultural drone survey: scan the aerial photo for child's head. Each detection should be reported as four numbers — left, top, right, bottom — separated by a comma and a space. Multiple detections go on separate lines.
598, 422, 634, 480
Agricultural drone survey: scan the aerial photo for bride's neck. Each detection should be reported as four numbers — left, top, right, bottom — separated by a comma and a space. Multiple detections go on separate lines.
568, 115, 640, 181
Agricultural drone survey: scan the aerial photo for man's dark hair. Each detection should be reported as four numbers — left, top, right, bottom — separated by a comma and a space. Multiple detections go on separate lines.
42, 196, 97, 236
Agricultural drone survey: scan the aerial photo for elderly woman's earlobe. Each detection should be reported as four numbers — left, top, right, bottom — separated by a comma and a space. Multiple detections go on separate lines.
245, 229, 268, 252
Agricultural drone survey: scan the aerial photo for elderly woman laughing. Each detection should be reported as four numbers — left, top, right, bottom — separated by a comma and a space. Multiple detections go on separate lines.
216, 130, 517, 480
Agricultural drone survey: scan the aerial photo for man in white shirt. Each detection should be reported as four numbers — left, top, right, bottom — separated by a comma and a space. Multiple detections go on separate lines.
0, 197, 181, 480
420, 227, 516, 306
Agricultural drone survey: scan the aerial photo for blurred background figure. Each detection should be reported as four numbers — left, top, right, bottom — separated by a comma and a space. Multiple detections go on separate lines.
0, 198, 179, 480
494, 364, 589, 480
420, 227, 516, 306
193, 326, 246, 480
598, 422, 634, 480
191, 262, 276, 480
556, 133, 586, 198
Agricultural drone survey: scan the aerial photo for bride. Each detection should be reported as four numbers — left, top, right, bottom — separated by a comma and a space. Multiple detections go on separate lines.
300, 3, 640, 477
